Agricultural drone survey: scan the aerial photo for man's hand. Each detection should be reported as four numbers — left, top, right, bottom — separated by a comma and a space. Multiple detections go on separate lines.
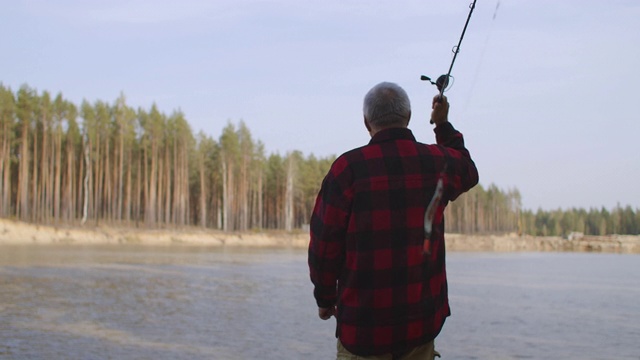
318, 306, 336, 320
430, 95, 449, 126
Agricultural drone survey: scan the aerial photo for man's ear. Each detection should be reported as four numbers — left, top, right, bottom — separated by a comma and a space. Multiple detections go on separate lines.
406, 111, 411, 126
364, 117, 371, 132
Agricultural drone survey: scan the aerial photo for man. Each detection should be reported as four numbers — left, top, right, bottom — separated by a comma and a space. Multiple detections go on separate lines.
308, 82, 478, 359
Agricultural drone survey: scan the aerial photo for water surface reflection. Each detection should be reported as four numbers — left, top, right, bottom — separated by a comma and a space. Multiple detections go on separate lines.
1, 246, 638, 359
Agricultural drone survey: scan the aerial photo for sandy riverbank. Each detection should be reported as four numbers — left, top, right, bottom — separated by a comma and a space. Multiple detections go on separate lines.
0, 219, 308, 247
0, 219, 638, 253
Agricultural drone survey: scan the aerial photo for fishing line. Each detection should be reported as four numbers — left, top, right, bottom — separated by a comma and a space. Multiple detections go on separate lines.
463, 0, 501, 112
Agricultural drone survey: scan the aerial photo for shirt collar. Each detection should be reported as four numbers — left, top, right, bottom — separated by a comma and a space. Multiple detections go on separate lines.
368, 127, 416, 145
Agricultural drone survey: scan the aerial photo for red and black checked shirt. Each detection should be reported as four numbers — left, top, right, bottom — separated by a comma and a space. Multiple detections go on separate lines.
308, 123, 478, 356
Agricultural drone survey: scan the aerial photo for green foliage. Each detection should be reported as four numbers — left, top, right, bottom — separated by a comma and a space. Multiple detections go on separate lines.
450, 185, 640, 236
519, 205, 640, 237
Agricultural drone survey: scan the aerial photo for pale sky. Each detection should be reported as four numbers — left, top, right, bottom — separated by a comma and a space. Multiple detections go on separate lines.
2, 0, 639, 211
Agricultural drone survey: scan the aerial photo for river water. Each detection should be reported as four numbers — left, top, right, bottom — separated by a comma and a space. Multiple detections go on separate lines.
0, 245, 638, 360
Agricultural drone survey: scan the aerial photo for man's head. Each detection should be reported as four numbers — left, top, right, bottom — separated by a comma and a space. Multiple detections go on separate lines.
363, 82, 411, 135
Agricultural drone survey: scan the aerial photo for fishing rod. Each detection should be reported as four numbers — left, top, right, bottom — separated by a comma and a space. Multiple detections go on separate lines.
422, 0, 478, 124
422, 0, 478, 255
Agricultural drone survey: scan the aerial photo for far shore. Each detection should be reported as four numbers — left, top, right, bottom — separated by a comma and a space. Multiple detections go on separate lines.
0, 219, 638, 254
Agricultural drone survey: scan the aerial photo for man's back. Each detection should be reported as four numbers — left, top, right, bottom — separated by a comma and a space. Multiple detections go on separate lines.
309, 124, 478, 356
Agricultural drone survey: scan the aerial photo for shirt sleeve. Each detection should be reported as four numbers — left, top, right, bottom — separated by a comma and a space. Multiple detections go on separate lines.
308, 158, 353, 308
434, 122, 479, 201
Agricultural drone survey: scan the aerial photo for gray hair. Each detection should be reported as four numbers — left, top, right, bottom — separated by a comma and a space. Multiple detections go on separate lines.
363, 82, 411, 128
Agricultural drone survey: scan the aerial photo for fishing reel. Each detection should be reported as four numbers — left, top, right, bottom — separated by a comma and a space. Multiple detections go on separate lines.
420, 74, 454, 92
421, 74, 454, 124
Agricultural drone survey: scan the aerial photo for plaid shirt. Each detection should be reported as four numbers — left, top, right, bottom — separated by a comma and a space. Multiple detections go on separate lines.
308, 123, 478, 356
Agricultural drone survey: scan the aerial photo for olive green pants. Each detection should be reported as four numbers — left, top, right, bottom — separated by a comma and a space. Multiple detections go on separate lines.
336, 339, 439, 360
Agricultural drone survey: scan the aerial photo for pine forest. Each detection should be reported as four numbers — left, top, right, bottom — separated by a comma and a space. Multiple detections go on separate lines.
0, 84, 638, 236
